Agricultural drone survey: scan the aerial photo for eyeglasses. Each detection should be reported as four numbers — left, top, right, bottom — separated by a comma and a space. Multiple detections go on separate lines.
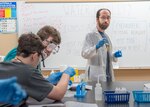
32, 51, 45, 68
40, 44, 60, 68
40, 52, 45, 67
99, 16, 111, 20
46, 43, 60, 54
41, 39, 60, 68
44, 39, 60, 54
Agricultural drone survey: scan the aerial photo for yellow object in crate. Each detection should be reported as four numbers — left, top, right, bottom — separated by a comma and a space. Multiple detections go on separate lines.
70, 67, 79, 82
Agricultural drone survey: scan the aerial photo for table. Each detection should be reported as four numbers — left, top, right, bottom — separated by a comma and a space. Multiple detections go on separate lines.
29, 81, 150, 107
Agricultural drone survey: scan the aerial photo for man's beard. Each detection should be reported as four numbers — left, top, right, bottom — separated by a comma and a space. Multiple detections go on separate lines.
98, 23, 109, 30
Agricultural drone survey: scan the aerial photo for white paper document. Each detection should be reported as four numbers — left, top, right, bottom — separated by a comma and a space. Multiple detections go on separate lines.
69, 83, 92, 90
144, 83, 150, 88
29, 101, 98, 107
65, 101, 98, 107
29, 103, 64, 107
64, 90, 76, 97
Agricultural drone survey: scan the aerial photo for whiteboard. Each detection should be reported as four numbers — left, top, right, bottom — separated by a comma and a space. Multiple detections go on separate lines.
17, 1, 150, 69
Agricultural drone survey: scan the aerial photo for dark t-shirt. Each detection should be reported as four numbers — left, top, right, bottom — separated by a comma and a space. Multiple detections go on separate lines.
0, 62, 53, 102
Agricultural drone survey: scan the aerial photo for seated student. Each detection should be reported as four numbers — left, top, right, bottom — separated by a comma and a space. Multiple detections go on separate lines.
4, 25, 63, 85
0, 77, 26, 105
4, 25, 61, 71
0, 33, 75, 105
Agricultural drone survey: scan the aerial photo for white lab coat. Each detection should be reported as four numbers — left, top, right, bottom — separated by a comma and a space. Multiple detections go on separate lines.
81, 28, 117, 81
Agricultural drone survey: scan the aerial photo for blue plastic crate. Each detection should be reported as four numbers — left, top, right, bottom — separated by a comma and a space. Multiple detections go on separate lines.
103, 91, 130, 103
133, 91, 150, 103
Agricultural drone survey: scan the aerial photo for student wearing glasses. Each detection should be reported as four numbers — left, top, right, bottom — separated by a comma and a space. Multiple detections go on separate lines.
4, 25, 61, 70
81, 8, 122, 82
4, 26, 62, 84
37, 25, 61, 65
0, 33, 75, 106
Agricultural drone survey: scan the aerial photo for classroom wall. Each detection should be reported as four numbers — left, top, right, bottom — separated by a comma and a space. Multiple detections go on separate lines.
0, 33, 18, 55
114, 68, 150, 81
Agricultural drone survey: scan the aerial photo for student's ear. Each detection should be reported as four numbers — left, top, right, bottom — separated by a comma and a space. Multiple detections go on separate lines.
31, 52, 39, 61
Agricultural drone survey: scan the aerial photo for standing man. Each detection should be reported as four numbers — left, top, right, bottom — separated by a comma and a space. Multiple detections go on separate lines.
81, 8, 122, 82
0, 33, 75, 106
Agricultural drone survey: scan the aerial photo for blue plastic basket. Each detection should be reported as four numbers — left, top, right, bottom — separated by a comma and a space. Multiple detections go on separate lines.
103, 91, 130, 103
133, 91, 150, 103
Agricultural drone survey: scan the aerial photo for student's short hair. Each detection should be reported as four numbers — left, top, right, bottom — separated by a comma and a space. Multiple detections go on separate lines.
96, 8, 111, 19
17, 33, 45, 58
37, 25, 61, 45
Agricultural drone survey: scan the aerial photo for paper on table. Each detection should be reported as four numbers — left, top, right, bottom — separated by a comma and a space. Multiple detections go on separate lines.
29, 103, 64, 107
64, 90, 76, 97
144, 83, 150, 88
65, 101, 98, 107
69, 83, 92, 90
29, 101, 98, 107
85, 85, 92, 90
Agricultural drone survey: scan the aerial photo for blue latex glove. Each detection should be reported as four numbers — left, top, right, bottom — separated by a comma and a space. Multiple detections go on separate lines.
114, 50, 122, 58
68, 80, 72, 86
0, 77, 27, 105
96, 38, 108, 49
46, 71, 63, 85
64, 67, 75, 77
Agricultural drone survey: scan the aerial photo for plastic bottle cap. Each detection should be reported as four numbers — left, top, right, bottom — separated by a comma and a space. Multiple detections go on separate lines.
96, 83, 101, 87
96, 75, 101, 87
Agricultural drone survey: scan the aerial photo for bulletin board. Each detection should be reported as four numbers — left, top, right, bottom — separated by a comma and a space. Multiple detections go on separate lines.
0, 2, 17, 33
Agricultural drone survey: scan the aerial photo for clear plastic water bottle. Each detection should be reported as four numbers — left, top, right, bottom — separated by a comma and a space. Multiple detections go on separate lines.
95, 75, 102, 101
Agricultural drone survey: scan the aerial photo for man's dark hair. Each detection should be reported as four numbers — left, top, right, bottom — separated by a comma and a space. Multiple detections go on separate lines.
96, 8, 111, 19
17, 33, 45, 58
37, 25, 61, 44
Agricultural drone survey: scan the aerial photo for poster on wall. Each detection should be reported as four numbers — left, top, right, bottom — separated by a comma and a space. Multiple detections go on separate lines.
0, 2, 17, 33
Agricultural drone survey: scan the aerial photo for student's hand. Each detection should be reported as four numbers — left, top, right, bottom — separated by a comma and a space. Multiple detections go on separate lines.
114, 50, 122, 58
96, 38, 108, 49
46, 71, 63, 85
0, 77, 27, 105
64, 67, 75, 77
